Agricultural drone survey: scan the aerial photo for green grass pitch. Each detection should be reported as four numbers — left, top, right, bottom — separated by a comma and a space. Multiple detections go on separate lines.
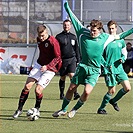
0, 74, 133, 133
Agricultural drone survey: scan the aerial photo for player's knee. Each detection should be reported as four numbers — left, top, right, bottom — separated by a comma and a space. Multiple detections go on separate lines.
124, 86, 131, 92
84, 89, 91, 97
108, 89, 115, 95
35, 85, 43, 95
24, 84, 32, 91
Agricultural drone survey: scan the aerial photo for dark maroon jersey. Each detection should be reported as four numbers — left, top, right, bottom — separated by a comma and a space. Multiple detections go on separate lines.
37, 35, 62, 73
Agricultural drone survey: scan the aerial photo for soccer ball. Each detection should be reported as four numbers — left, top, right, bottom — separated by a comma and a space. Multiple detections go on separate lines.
26, 108, 40, 121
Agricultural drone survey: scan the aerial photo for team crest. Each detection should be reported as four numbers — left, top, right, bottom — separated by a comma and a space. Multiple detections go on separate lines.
118, 42, 122, 47
45, 43, 49, 47
71, 39, 75, 46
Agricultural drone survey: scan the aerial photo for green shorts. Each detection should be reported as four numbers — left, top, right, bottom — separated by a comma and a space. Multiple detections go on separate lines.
104, 71, 128, 87
71, 63, 100, 87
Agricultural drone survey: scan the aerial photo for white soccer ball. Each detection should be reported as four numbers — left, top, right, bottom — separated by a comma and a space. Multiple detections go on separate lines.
26, 108, 40, 121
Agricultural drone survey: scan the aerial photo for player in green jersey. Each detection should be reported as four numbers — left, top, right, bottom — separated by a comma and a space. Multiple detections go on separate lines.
97, 20, 131, 114
52, 1, 133, 118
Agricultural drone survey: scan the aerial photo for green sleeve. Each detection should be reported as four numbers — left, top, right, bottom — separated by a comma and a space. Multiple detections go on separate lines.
119, 28, 133, 39
64, 1, 84, 35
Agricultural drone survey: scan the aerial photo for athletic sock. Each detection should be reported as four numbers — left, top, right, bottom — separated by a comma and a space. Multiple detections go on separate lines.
59, 79, 65, 96
74, 89, 79, 95
111, 88, 127, 103
73, 99, 84, 110
18, 89, 29, 111
35, 93, 43, 109
99, 93, 112, 110
61, 97, 70, 112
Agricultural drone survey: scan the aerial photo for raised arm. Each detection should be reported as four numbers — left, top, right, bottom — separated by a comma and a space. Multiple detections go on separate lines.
115, 28, 133, 39
64, 1, 84, 35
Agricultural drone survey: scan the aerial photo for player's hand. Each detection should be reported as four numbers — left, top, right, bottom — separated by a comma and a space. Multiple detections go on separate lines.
40, 65, 47, 72
119, 59, 123, 63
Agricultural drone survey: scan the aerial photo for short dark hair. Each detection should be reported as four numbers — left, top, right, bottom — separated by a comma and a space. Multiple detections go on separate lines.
126, 42, 132, 46
63, 19, 71, 24
107, 20, 117, 27
90, 19, 103, 30
37, 25, 47, 33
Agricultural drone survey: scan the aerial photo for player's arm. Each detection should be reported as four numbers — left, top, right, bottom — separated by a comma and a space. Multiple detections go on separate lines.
115, 28, 133, 39
75, 37, 81, 63
64, 1, 84, 35
46, 38, 62, 72
120, 47, 127, 63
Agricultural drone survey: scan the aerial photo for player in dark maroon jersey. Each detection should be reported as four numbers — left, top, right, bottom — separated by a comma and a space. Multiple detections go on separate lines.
13, 25, 62, 119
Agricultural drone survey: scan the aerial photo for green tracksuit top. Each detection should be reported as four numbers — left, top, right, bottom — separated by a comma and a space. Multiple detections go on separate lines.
103, 39, 126, 74
64, 1, 133, 69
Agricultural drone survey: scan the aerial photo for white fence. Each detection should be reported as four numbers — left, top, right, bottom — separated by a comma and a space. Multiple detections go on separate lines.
0, 46, 38, 74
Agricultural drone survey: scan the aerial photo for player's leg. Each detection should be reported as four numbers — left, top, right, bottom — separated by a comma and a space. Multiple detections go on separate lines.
97, 86, 115, 114
13, 62, 41, 118
13, 77, 36, 118
110, 80, 131, 105
35, 70, 55, 109
68, 71, 99, 118
68, 84, 93, 118
59, 64, 67, 100
109, 73, 131, 111
52, 83, 78, 117
68, 72, 80, 100
97, 74, 117, 114
68, 62, 80, 100
52, 64, 85, 118
59, 75, 66, 99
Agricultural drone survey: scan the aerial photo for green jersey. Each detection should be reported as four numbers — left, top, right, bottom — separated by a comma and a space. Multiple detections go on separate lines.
103, 39, 126, 74
64, 2, 133, 69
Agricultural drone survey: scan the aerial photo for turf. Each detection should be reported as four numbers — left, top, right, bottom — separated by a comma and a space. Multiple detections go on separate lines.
0, 74, 133, 133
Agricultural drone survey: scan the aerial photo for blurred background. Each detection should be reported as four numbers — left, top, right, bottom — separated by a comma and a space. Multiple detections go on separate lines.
0, 0, 132, 44
0, 0, 133, 75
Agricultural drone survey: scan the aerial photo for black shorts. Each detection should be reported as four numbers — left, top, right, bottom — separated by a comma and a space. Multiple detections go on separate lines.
59, 57, 77, 76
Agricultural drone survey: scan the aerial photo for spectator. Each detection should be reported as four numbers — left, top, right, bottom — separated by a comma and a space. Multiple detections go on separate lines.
123, 42, 133, 76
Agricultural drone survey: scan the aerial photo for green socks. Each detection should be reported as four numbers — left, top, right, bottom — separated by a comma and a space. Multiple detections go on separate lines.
61, 97, 70, 112
111, 88, 127, 103
61, 98, 84, 112
99, 88, 127, 110
99, 93, 112, 110
73, 99, 84, 110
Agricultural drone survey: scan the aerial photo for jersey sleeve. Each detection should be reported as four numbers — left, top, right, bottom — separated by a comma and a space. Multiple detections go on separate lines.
118, 28, 133, 39
64, 1, 84, 35
46, 37, 62, 72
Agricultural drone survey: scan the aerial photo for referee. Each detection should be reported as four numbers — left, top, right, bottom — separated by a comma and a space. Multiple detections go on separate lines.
56, 19, 80, 100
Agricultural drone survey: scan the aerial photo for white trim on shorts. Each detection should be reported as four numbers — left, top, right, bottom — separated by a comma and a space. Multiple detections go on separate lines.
29, 62, 55, 88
